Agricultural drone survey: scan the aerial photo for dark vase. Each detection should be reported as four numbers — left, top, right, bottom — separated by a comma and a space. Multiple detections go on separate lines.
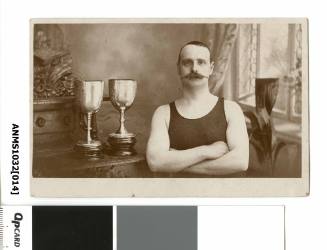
244, 78, 284, 177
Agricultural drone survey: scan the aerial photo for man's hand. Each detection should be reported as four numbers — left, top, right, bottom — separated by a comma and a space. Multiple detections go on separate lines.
202, 141, 229, 160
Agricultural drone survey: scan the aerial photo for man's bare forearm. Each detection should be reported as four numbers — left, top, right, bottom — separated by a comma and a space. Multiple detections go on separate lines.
147, 146, 208, 173
183, 149, 249, 176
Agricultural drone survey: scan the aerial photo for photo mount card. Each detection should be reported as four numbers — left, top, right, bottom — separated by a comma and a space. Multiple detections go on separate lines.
28, 18, 309, 197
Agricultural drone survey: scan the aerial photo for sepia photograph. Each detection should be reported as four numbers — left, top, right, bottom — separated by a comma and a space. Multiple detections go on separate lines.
31, 19, 309, 196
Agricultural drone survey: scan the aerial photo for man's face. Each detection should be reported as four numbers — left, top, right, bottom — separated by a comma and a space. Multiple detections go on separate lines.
178, 44, 214, 87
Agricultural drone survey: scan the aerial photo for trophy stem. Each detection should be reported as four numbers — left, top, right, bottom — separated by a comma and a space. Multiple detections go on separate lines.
86, 112, 92, 144
118, 107, 128, 135
91, 113, 99, 140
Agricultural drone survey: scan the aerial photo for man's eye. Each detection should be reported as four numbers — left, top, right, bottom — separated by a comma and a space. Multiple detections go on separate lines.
182, 60, 192, 66
197, 60, 206, 65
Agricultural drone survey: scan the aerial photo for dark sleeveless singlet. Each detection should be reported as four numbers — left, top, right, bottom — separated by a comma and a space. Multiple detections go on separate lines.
168, 97, 227, 150
166, 98, 245, 178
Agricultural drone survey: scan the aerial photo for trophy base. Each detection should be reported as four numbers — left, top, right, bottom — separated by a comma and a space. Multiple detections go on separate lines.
74, 140, 103, 160
107, 133, 136, 156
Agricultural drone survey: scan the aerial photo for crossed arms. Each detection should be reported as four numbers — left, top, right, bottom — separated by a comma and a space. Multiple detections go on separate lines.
146, 101, 249, 176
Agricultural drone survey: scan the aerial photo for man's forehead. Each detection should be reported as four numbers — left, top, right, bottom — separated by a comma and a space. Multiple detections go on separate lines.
180, 44, 211, 60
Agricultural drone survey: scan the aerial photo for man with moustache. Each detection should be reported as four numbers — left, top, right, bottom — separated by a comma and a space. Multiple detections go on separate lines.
146, 41, 249, 176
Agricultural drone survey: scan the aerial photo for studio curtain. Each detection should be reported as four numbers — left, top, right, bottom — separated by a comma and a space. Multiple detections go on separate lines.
202, 24, 239, 97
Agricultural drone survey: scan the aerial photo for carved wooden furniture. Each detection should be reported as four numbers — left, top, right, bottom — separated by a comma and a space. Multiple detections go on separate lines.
33, 146, 150, 178
33, 24, 80, 147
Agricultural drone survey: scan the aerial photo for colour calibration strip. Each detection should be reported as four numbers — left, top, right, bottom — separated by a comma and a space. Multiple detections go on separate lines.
0, 205, 284, 250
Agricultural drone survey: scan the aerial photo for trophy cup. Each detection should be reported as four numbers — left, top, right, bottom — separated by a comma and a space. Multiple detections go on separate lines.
107, 79, 137, 156
75, 80, 104, 159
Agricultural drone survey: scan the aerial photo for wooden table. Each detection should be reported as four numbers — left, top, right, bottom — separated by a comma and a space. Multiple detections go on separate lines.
33, 146, 152, 178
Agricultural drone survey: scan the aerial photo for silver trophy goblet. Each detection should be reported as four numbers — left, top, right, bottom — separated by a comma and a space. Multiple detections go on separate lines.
75, 80, 104, 159
107, 79, 137, 156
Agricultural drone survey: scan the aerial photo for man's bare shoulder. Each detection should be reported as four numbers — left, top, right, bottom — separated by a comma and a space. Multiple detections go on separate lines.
152, 104, 170, 126
223, 100, 245, 122
153, 104, 170, 117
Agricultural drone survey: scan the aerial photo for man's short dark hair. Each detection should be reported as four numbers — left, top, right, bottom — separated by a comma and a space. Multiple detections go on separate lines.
177, 41, 212, 65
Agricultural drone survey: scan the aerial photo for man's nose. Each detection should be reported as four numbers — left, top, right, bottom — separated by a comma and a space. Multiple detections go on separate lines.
191, 62, 199, 72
